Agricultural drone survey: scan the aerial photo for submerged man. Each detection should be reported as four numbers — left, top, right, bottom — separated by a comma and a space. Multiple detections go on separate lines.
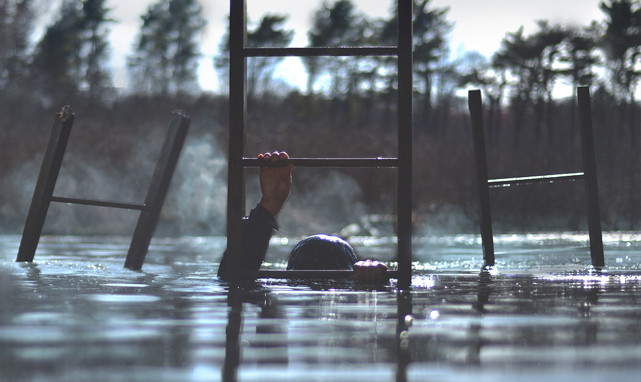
218, 151, 388, 282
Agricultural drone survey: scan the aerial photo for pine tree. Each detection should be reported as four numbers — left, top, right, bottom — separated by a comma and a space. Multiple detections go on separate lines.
128, 0, 206, 95
31, 1, 84, 99
80, 0, 113, 100
31, 0, 112, 101
0, 0, 38, 92
305, 0, 366, 97
216, 13, 293, 97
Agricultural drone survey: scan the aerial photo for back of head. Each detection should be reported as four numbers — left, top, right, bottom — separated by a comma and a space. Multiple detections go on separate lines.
287, 234, 357, 270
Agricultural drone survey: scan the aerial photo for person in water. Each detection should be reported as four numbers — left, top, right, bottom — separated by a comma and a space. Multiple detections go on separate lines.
218, 151, 388, 282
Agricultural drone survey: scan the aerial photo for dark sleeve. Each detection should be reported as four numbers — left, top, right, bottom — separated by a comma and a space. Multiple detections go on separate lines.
217, 204, 278, 280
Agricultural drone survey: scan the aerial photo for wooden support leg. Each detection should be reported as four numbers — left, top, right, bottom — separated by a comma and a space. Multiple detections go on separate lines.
17, 106, 75, 262
468, 90, 495, 267
124, 111, 190, 270
577, 87, 605, 267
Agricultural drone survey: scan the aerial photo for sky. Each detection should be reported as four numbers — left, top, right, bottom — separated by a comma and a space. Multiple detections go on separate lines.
105, 0, 606, 94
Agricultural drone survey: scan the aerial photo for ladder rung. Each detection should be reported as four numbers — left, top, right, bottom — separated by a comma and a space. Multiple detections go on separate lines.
255, 269, 399, 279
243, 46, 398, 57
242, 157, 399, 168
51, 196, 147, 211
488, 172, 585, 188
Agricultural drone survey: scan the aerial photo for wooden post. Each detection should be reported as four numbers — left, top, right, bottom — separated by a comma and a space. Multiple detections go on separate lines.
124, 111, 190, 270
17, 106, 75, 262
468, 90, 495, 267
577, 87, 605, 267
397, 0, 413, 290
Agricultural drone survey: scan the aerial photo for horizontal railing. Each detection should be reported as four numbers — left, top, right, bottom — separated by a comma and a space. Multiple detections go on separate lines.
243, 46, 398, 57
242, 157, 398, 168
51, 196, 147, 211
488, 172, 585, 188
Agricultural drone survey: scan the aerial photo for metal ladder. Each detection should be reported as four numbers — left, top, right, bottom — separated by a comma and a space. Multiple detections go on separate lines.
226, 0, 414, 288
468, 87, 604, 267
16, 106, 190, 270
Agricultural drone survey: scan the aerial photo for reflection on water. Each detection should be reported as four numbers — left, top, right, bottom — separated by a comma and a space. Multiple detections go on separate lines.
0, 233, 640, 381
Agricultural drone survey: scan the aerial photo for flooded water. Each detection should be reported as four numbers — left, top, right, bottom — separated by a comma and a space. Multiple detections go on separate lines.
1, 233, 640, 381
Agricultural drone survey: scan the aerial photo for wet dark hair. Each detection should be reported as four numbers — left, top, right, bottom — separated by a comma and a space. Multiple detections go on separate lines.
287, 234, 357, 270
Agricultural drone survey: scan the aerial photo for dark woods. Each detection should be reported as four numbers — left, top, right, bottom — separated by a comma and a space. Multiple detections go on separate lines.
0, 0, 640, 235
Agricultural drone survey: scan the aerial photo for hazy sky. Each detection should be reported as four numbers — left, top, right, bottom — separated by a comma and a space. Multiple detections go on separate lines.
106, 0, 606, 92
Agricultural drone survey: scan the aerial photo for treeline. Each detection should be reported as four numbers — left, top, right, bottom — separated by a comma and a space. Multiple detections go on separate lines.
0, 0, 640, 236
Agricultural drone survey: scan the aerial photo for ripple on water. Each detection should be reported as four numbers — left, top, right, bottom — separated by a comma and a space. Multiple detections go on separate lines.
102, 283, 149, 288
84, 294, 161, 303
0, 326, 67, 343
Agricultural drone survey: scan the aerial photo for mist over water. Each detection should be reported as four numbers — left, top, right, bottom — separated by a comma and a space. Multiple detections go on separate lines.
0, 127, 590, 242
0, 130, 229, 236
161, 134, 228, 236
1, 159, 41, 232
1, 125, 385, 238
164, 137, 376, 237
280, 170, 368, 236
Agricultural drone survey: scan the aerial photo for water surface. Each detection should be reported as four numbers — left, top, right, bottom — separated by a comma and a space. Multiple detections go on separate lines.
1, 233, 640, 381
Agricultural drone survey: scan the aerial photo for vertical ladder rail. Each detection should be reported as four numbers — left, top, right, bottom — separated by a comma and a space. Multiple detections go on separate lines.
17, 106, 75, 262
397, 0, 413, 289
226, 0, 247, 272
125, 111, 190, 270
577, 86, 605, 267
468, 90, 495, 267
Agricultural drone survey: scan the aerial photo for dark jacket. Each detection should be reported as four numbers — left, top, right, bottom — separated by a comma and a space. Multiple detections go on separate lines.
217, 204, 277, 280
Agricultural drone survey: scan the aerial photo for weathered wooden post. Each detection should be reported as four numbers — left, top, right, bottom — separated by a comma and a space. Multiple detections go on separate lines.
468, 90, 495, 267
125, 110, 190, 270
577, 86, 605, 267
17, 106, 75, 262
